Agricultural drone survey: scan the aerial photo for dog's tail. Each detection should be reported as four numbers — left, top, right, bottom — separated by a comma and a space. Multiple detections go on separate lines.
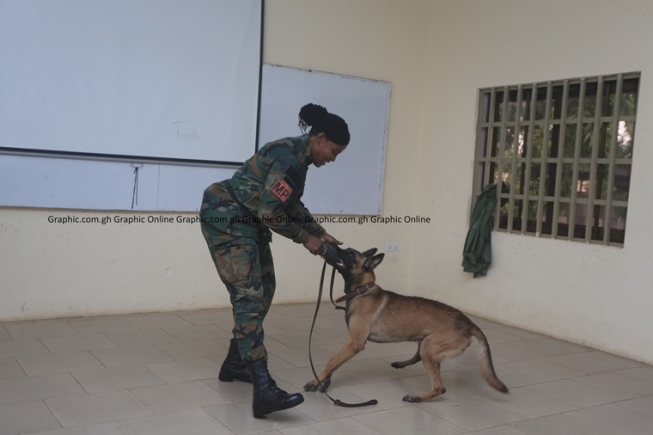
470, 325, 509, 394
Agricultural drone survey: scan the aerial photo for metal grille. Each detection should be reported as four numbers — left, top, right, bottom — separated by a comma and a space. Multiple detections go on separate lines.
472, 73, 639, 247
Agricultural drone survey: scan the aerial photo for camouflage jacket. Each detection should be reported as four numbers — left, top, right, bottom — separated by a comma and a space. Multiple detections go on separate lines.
201, 135, 325, 244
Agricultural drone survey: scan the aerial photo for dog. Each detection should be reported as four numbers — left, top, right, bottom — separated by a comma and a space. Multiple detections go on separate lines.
303, 247, 509, 402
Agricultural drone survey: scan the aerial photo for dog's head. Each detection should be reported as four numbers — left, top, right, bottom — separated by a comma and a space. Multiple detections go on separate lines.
332, 246, 385, 284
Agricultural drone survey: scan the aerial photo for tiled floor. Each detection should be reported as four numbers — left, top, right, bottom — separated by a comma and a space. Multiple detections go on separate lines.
1, 302, 653, 434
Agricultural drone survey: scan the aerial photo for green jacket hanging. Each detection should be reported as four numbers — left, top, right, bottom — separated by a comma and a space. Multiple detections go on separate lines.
462, 183, 497, 277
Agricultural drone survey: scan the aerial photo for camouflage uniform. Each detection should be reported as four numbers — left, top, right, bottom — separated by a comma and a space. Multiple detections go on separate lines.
200, 135, 326, 363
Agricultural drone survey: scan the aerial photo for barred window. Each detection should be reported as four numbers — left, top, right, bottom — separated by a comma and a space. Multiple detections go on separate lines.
472, 73, 639, 247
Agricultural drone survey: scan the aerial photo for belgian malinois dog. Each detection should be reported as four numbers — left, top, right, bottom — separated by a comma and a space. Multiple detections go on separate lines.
304, 247, 509, 402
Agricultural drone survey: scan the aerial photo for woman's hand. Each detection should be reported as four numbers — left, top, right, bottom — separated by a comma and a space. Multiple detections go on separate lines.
320, 232, 342, 245
303, 234, 325, 255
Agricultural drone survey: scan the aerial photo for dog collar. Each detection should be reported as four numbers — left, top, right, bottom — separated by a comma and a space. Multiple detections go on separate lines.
335, 282, 376, 303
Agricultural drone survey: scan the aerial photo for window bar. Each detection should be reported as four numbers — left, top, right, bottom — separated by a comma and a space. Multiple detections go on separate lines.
507, 85, 523, 233
603, 74, 623, 245
568, 79, 586, 241
494, 87, 509, 232
585, 76, 604, 242
521, 84, 537, 234
536, 82, 553, 237
474, 91, 489, 200
552, 80, 570, 238
483, 90, 497, 188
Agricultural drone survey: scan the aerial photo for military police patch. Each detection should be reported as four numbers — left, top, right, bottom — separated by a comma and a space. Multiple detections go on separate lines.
270, 178, 293, 203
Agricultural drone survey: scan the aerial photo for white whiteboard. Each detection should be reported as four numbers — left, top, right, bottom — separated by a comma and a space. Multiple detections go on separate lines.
0, 0, 261, 164
259, 65, 390, 215
0, 154, 237, 212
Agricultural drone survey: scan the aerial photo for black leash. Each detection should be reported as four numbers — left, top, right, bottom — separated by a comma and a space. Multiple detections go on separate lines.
307, 260, 378, 408
328, 265, 346, 311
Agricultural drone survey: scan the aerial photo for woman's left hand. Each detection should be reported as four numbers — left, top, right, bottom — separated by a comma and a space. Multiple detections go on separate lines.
320, 233, 342, 245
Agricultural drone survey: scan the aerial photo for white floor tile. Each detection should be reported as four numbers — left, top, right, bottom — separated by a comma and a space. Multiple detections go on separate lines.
103, 330, 179, 347
510, 413, 616, 435
527, 379, 625, 408
567, 403, 653, 435
0, 372, 86, 406
71, 365, 165, 393
0, 338, 50, 359
614, 395, 653, 418
26, 421, 131, 435
4, 320, 79, 340
0, 327, 11, 342
18, 351, 103, 376
498, 358, 586, 383
353, 406, 468, 435
0, 401, 61, 435
124, 314, 195, 330
68, 318, 139, 335
469, 426, 527, 435
40, 335, 118, 353
278, 417, 384, 435
0, 357, 26, 380
480, 386, 579, 419
574, 371, 653, 399
119, 409, 232, 435
129, 381, 231, 414
145, 358, 222, 384
418, 395, 527, 431
90, 345, 174, 368
46, 391, 152, 427
204, 401, 312, 434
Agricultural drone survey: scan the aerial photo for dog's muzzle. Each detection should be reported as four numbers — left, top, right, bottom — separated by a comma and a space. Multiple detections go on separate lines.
321, 243, 346, 269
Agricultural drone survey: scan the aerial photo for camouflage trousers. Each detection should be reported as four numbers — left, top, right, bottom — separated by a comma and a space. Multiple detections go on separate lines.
202, 225, 275, 363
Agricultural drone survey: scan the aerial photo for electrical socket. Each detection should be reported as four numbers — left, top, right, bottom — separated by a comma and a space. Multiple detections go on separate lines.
387, 242, 399, 252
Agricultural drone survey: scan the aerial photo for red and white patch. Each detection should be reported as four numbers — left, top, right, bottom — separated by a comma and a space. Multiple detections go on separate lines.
270, 178, 293, 203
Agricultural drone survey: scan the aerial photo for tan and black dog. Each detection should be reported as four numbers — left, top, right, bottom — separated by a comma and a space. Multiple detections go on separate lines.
304, 247, 509, 402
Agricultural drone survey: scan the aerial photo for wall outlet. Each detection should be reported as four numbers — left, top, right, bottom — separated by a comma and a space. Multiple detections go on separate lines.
387, 242, 399, 252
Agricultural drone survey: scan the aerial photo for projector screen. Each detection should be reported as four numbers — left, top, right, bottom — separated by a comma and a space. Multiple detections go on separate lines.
0, 0, 262, 164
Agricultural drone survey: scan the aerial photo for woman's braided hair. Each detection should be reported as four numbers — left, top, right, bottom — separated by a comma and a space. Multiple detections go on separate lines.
298, 103, 350, 146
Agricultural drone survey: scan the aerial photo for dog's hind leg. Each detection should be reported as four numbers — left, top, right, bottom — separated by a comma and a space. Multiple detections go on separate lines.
391, 341, 422, 369
402, 334, 470, 402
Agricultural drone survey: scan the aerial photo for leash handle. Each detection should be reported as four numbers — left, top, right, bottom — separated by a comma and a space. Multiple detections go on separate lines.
308, 260, 378, 408
334, 398, 378, 407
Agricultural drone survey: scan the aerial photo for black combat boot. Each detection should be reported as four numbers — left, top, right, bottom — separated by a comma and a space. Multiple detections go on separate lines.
248, 358, 305, 418
218, 338, 252, 383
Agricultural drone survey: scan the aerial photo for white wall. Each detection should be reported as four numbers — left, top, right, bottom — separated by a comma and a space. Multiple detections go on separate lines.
412, 0, 653, 364
0, 0, 430, 320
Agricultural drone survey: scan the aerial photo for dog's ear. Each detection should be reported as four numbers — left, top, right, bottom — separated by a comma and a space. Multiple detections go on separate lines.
362, 248, 378, 257
364, 253, 384, 270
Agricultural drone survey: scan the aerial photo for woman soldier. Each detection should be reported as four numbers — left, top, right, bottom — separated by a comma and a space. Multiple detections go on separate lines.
199, 103, 349, 418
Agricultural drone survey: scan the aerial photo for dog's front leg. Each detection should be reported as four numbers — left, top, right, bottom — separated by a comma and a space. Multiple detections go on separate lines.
304, 323, 369, 392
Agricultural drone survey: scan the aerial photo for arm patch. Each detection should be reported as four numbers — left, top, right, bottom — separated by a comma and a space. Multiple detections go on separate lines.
270, 178, 293, 203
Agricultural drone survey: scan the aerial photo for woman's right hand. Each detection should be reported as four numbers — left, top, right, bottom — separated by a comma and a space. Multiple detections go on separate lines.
303, 234, 324, 255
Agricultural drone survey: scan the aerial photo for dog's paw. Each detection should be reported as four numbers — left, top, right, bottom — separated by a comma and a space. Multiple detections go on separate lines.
304, 377, 331, 393
303, 379, 320, 392
402, 394, 422, 403
319, 377, 331, 392
390, 362, 403, 369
